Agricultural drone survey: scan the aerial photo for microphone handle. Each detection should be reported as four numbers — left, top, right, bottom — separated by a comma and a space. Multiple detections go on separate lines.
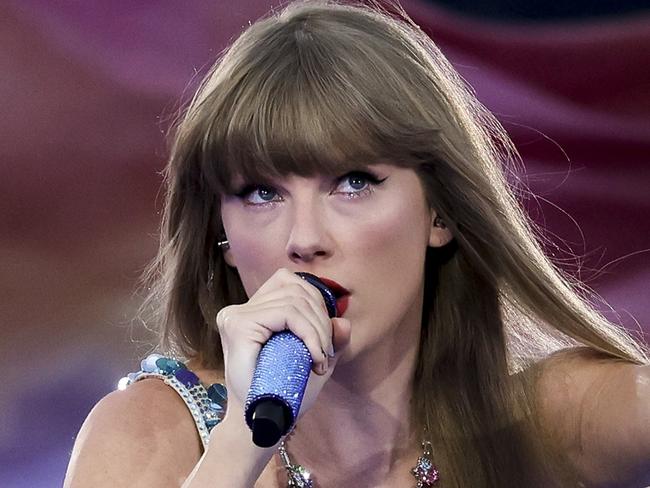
244, 272, 337, 448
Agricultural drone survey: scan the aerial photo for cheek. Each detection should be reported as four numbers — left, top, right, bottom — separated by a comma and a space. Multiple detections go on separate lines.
220, 205, 283, 296
347, 198, 429, 321
350, 198, 429, 264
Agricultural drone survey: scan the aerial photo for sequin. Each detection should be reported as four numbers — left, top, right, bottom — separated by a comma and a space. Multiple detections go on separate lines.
141, 354, 162, 372
244, 331, 312, 434
175, 369, 199, 388
207, 383, 227, 403
155, 357, 185, 374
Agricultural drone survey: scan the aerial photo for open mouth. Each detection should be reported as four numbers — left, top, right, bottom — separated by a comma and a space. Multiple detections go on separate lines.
317, 276, 351, 316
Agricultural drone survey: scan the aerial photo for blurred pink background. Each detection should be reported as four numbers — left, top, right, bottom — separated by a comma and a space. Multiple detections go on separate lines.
1, 1, 649, 486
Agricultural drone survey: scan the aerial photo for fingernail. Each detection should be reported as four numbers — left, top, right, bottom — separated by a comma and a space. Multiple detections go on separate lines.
320, 361, 328, 375
327, 344, 335, 358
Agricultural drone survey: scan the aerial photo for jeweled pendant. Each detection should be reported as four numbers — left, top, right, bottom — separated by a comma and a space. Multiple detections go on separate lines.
411, 455, 440, 487
286, 464, 313, 488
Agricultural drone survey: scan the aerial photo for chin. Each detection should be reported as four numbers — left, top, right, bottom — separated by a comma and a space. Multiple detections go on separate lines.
335, 325, 382, 365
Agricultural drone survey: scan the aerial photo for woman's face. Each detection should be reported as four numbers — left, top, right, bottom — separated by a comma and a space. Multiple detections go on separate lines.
219, 163, 451, 359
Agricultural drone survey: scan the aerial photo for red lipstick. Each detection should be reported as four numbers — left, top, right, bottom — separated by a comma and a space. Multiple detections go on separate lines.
317, 277, 350, 317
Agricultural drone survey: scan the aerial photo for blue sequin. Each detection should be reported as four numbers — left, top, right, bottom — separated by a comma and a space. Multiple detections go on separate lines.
244, 331, 311, 434
141, 354, 162, 372
175, 368, 199, 388
207, 383, 228, 403
206, 419, 219, 429
208, 401, 224, 412
156, 357, 186, 374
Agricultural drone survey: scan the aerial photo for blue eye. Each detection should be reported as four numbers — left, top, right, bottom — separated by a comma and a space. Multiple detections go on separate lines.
234, 184, 279, 206
346, 174, 367, 189
335, 171, 386, 196
256, 187, 276, 201
234, 171, 387, 207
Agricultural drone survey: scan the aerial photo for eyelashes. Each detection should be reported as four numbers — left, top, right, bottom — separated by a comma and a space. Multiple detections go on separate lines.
340, 171, 387, 194
233, 184, 276, 204
233, 171, 388, 208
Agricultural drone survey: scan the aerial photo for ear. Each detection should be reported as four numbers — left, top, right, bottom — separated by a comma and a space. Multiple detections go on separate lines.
222, 246, 237, 268
216, 220, 237, 268
428, 213, 453, 248
216, 229, 237, 268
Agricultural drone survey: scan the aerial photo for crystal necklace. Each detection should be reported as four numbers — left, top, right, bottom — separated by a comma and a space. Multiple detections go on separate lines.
277, 430, 440, 487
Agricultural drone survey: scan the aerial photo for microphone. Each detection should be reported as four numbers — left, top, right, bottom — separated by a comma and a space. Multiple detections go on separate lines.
244, 272, 337, 448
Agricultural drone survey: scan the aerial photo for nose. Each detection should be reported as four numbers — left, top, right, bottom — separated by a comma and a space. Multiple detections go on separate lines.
285, 197, 331, 263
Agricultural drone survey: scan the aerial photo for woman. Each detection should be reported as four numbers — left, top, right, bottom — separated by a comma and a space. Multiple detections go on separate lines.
64, 1, 650, 486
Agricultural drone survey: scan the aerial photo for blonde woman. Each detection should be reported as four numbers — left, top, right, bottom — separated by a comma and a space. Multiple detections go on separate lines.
64, 1, 650, 486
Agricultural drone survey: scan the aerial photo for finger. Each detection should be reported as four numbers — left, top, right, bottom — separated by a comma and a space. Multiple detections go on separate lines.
251, 267, 300, 298
253, 268, 330, 315
234, 303, 329, 372
248, 284, 332, 353
218, 300, 329, 375
249, 283, 328, 318
331, 317, 352, 358
291, 278, 336, 353
216, 305, 274, 365
310, 318, 352, 380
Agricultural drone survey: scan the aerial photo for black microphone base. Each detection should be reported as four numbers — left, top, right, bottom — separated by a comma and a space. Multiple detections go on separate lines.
251, 398, 290, 447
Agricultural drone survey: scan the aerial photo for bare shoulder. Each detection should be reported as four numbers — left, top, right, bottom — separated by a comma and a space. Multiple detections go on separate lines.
534, 347, 650, 488
64, 378, 203, 487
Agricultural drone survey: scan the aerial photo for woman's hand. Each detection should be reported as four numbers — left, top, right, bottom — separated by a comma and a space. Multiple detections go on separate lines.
215, 267, 352, 433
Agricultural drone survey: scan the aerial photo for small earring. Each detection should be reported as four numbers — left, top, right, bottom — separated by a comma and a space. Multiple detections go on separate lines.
217, 237, 230, 251
433, 216, 446, 229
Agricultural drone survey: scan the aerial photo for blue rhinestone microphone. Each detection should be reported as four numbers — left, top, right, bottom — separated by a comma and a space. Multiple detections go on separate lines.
244, 272, 337, 448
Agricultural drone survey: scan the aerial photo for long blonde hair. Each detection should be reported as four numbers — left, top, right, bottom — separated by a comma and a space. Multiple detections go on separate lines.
138, 1, 648, 485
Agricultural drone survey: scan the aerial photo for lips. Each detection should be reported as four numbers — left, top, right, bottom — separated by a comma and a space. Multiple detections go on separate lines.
317, 276, 351, 317
334, 294, 349, 317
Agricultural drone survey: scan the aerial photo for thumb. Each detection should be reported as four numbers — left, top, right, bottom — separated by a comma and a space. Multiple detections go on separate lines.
331, 317, 351, 357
